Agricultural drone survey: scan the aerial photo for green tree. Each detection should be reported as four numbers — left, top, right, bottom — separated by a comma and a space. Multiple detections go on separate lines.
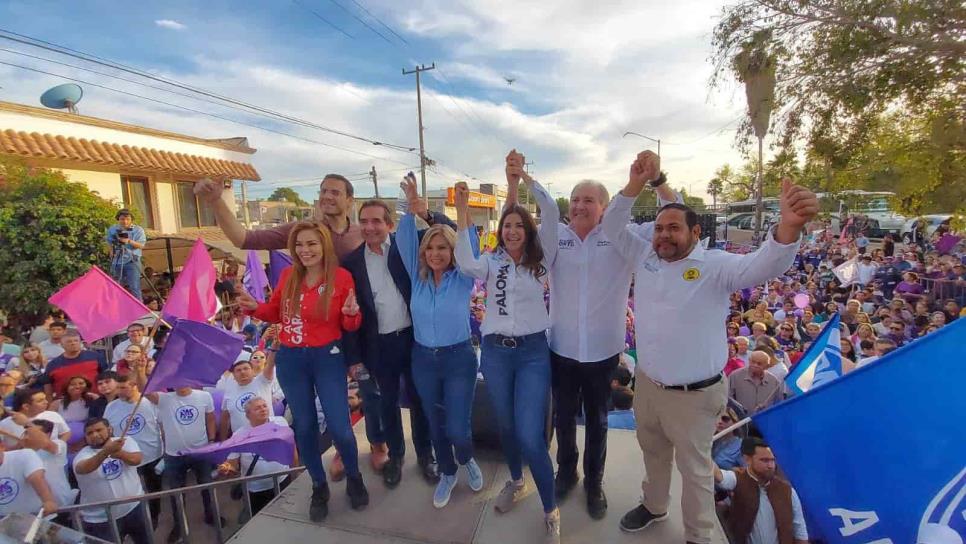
555, 197, 569, 218
711, 0, 966, 151
0, 161, 118, 326
269, 187, 309, 207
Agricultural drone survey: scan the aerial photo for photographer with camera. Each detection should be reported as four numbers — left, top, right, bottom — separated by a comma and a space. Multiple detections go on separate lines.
105, 208, 147, 301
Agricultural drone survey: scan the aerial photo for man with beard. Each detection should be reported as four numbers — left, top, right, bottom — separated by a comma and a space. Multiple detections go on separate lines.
603, 150, 817, 544
73, 418, 149, 543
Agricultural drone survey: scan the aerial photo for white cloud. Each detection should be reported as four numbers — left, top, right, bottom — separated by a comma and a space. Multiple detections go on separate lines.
155, 19, 186, 31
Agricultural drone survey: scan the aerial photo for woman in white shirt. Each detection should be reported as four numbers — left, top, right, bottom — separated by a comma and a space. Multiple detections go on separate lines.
452, 154, 560, 542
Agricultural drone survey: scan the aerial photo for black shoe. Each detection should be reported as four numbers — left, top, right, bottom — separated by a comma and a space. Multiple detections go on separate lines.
346, 473, 370, 510
418, 456, 440, 483
310, 483, 330, 523
383, 457, 403, 488
586, 484, 607, 520
554, 470, 579, 502
204, 515, 227, 528
619, 504, 669, 532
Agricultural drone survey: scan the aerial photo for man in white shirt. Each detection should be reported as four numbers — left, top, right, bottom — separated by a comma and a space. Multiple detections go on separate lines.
0, 439, 58, 516
19, 421, 77, 518
855, 255, 877, 287
0, 389, 71, 447
217, 397, 297, 519
73, 418, 150, 544
525, 153, 680, 519
713, 437, 809, 544
219, 354, 276, 441
102, 373, 163, 527
38, 321, 68, 360
605, 151, 816, 544
136, 360, 222, 540
111, 323, 155, 366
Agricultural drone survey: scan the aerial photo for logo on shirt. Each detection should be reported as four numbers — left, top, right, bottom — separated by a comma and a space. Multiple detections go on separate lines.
0, 478, 19, 505
122, 414, 146, 435
175, 405, 200, 425
595, 240, 612, 247
101, 458, 123, 480
236, 392, 257, 412
494, 264, 510, 316
558, 239, 575, 249
682, 267, 701, 281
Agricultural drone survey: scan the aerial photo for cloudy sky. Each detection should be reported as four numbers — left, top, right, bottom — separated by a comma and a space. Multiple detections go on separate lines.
0, 0, 748, 202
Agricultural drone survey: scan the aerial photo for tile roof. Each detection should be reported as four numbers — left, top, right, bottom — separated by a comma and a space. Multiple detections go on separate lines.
0, 129, 261, 181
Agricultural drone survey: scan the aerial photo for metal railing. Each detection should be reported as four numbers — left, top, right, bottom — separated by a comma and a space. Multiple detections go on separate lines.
921, 277, 966, 304
54, 466, 305, 544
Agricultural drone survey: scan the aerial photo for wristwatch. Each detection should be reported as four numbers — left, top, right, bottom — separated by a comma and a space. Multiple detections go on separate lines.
648, 172, 667, 189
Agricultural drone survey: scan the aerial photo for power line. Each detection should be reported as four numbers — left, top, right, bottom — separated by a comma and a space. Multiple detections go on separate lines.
323, 0, 394, 44
0, 28, 417, 152
346, 0, 409, 44
0, 60, 415, 166
289, 0, 355, 39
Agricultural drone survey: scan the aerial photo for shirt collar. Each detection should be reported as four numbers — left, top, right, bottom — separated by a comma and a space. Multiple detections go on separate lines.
365, 238, 391, 257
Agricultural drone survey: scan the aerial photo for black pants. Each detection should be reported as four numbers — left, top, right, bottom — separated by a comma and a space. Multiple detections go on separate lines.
84, 502, 152, 544
163, 454, 215, 533
248, 477, 293, 517
370, 327, 433, 461
550, 351, 619, 487
137, 458, 163, 524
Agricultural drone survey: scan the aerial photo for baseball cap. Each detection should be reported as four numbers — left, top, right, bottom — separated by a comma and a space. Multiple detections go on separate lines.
116, 208, 133, 219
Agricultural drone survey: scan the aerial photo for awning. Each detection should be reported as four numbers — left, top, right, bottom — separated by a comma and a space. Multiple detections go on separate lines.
0, 129, 261, 181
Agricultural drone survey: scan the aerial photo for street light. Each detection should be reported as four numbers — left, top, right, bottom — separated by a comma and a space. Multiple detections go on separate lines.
622, 131, 661, 156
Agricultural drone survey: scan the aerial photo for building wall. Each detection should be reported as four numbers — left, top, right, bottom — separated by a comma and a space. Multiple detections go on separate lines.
59, 168, 123, 204
155, 180, 178, 234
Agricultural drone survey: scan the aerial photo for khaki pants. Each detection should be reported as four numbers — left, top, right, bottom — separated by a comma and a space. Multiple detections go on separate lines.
634, 369, 727, 544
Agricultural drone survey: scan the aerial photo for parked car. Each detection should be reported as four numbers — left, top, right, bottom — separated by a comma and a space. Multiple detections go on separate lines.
900, 215, 952, 244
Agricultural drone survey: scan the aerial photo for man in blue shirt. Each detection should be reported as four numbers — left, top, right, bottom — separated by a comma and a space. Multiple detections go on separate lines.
607, 386, 636, 430
105, 209, 147, 301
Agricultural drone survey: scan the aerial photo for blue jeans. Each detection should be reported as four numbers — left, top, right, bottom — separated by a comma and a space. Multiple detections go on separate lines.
112, 258, 142, 301
276, 342, 359, 486
163, 454, 215, 527
481, 333, 555, 512
411, 340, 477, 476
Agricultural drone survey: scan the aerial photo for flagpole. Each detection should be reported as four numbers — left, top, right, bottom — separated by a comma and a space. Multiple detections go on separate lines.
119, 316, 166, 437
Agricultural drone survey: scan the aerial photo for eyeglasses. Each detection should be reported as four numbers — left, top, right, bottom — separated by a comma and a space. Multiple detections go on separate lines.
251, 355, 266, 360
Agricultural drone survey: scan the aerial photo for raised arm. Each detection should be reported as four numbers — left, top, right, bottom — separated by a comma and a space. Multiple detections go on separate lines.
503, 149, 521, 210
395, 175, 424, 281
508, 150, 560, 265
452, 182, 489, 280
261, 325, 278, 381
194, 177, 249, 248
601, 151, 661, 263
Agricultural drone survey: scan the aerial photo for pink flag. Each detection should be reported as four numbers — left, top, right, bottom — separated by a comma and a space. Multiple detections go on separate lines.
162, 239, 218, 323
48, 266, 151, 343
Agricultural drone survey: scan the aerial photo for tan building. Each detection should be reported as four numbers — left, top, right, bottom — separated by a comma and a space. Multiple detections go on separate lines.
0, 100, 263, 269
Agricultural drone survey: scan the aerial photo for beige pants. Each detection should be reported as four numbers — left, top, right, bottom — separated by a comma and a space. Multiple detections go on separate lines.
634, 370, 727, 544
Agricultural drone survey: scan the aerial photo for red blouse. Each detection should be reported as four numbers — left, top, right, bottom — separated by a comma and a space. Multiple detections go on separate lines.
251, 267, 361, 347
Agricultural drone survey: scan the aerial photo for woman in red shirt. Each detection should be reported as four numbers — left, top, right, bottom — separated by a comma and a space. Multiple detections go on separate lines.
237, 221, 367, 523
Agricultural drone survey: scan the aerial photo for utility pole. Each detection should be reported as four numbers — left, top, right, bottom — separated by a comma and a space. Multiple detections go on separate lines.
403, 63, 436, 204
240, 181, 251, 228
369, 166, 379, 198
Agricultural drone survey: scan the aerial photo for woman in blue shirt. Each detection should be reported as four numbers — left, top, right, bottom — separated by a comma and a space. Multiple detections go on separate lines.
396, 175, 483, 509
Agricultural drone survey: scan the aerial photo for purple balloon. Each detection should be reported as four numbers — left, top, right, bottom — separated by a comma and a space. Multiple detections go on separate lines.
794, 309, 805, 318
794, 293, 810, 309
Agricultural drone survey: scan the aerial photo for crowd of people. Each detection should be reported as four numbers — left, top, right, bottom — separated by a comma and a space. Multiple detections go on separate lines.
0, 147, 962, 544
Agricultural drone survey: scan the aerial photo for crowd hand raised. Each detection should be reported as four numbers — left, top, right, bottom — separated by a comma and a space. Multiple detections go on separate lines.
454, 181, 471, 211
193, 175, 228, 204
400, 173, 428, 217
261, 324, 279, 343
779, 176, 819, 230
342, 288, 359, 317
505, 149, 533, 185
235, 285, 259, 311
628, 150, 661, 190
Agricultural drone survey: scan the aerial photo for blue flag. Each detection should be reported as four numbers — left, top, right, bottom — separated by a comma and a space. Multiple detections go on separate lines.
785, 313, 842, 395
752, 318, 966, 544
145, 319, 244, 393
268, 250, 292, 289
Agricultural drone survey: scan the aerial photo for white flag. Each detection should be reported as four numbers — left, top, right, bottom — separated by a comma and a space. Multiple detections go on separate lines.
833, 258, 859, 287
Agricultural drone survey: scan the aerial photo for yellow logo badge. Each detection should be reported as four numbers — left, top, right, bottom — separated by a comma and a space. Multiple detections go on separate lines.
682, 267, 701, 281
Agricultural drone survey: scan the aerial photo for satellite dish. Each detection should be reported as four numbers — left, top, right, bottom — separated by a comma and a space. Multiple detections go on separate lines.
40, 83, 83, 113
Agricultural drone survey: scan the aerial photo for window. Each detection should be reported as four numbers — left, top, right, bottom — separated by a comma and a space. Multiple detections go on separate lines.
121, 176, 155, 229
176, 181, 216, 228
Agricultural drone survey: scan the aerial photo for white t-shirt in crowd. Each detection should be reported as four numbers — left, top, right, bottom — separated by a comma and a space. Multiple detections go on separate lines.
73, 439, 144, 523
217, 373, 284, 402
111, 338, 155, 365
765, 361, 790, 381
0, 448, 45, 515
39, 339, 65, 360
103, 398, 163, 465
220, 374, 276, 433
0, 411, 71, 448
227, 416, 291, 493
36, 439, 77, 507
157, 390, 214, 456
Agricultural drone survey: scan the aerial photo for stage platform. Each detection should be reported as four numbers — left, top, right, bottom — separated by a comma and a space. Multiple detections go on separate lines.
228, 411, 727, 544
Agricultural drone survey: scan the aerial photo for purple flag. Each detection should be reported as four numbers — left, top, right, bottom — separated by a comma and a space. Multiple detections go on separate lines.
936, 234, 961, 255
181, 421, 294, 465
268, 250, 292, 289
242, 250, 269, 303
145, 319, 243, 393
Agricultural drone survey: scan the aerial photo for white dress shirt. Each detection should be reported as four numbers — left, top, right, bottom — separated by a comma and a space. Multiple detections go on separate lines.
533, 181, 680, 362
603, 193, 800, 385
364, 238, 412, 334
455, 228, 550, 337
